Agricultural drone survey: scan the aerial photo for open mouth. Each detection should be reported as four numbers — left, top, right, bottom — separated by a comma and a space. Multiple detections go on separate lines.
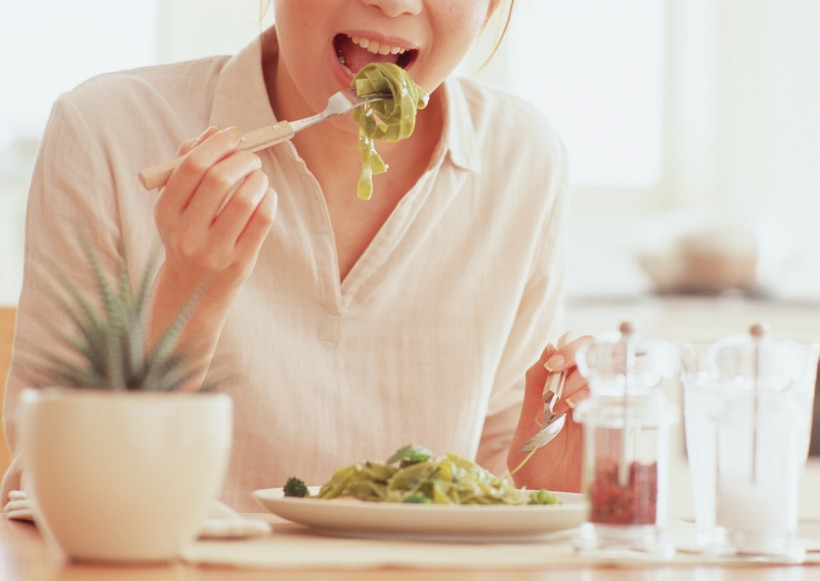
334, 33, 417, 75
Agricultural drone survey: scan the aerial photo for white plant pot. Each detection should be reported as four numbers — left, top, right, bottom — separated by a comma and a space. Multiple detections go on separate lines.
17, 388, 233, 563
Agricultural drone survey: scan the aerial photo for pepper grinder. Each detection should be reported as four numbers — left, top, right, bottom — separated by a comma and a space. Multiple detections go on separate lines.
573, 322, 679, 559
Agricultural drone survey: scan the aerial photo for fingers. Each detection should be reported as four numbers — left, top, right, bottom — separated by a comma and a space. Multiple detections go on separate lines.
551, 368, 588, 417
156, 126, 270, 235
543, 335, 592, 373
183, 150, 264, 220
538, 334, 594, 418
523, 342, 559, 406
159, 127, 244, 216
233, 188, 278, 267
153, 126, 278, 285
214, 181, 278, 265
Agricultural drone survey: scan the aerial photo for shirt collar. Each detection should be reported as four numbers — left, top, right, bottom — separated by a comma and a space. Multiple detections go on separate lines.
438, 78, 481, 174
210, 26, 480, 174
209, 28, 278, 132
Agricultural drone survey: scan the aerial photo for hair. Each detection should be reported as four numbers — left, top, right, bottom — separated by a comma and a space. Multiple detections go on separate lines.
259, 0, 272, 27
483, 0, 516, 68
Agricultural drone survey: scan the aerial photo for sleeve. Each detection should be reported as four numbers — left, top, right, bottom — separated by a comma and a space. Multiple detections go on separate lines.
1, 92, 124, 500
475, 135, 571, 475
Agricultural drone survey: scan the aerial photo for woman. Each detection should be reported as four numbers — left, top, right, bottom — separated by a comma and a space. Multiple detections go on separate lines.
2, 0, 586, 511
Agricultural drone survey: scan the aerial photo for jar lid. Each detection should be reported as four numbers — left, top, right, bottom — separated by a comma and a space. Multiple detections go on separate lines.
706, 323, 812, 392
576, 322, 679, 396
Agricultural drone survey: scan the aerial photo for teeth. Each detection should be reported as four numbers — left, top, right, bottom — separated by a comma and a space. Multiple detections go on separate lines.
349, 35, 407, 56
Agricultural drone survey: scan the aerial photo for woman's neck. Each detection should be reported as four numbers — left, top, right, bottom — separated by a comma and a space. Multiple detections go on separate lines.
262, 41, 446, 280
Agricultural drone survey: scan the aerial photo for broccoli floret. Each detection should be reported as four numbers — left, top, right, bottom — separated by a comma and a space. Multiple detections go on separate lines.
283, 476, 309, 498
528, 489, 561, 505
386, 444, 434, 466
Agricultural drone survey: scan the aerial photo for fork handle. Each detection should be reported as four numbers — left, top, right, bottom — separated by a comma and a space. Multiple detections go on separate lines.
138, 121, 295, 190
239, 121, 295, 153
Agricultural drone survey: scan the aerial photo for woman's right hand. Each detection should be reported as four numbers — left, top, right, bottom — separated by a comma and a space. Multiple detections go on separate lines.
150, 126, 278, 382
154, 126, 277, 296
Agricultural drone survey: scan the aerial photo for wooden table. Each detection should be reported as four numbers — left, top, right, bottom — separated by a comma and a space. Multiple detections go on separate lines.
3, 518, 820, 580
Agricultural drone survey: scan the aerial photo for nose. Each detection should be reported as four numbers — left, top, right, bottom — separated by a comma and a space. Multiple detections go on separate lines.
360, 0, 422, 17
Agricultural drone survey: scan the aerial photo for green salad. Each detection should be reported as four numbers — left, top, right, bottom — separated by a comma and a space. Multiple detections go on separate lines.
284, 444, 561, 506
351, 63, 429, 200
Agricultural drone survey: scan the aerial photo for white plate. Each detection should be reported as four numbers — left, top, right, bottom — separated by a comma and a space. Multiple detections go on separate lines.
253, 487, 587, 542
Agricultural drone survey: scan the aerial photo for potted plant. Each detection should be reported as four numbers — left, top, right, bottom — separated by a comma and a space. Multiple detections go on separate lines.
15, 240, 233, 563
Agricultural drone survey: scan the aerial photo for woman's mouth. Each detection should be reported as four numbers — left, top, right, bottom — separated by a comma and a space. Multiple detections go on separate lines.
333, 34, 416, 75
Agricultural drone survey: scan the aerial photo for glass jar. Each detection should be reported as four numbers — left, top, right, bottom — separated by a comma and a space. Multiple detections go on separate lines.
573, 322, 679, 559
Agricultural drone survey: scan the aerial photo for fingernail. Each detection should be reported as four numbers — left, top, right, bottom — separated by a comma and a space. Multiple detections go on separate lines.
544, 354, 565, 372
268, 190, 279, 218
565, 398, 576, 409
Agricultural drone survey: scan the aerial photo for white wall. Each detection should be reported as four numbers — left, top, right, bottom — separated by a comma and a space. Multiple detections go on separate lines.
156, 0, 270, 63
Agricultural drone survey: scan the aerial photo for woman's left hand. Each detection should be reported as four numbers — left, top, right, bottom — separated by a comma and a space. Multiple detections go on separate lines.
507, 334, 592, 492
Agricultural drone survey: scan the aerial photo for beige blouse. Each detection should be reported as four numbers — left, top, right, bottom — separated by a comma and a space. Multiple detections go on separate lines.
2, 28, 569, 511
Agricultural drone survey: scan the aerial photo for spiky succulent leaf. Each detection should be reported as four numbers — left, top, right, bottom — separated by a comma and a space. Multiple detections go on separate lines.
28, 239, 207, 391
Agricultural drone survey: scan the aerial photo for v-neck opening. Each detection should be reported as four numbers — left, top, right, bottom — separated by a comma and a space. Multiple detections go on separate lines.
279, 141, 442, 318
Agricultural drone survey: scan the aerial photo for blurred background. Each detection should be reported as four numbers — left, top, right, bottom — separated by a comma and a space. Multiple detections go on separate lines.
2, 0, 820, 517
2, 0, 820, 306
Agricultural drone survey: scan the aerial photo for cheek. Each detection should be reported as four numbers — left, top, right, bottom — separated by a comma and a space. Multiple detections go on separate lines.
443, 5, 488, 53
273, 2, 327, 72
423, 12, 485, 80
274, 1, 323, 43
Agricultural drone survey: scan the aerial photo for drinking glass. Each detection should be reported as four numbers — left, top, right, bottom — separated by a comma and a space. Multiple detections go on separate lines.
680, 330, 817, 563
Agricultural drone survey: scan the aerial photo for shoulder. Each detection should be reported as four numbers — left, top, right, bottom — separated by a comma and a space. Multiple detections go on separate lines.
445, 76, 568, 201
444, 76, 567, 194
42, 55, 233, 171
71, 56, 230, 101
447, 76, 564, 159
441, 77, 570, 238
55, 56, 230, 129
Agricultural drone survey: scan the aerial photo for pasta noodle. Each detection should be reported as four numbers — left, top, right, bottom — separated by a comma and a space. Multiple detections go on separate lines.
351, 63, 429, 200
313, 445, 559, 505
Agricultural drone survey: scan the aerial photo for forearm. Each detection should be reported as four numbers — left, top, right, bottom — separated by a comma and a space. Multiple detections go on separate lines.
149, 265, 241, 390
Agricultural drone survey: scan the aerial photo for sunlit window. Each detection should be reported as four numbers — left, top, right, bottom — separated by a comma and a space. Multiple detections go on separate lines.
0, 1, 259, 304
504, 0, 666, 188
0, 2, 160, 148
0, 2, 159, 304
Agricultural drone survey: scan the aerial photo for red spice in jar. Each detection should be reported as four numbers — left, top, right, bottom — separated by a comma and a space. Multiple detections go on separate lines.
588, 459, 658, 525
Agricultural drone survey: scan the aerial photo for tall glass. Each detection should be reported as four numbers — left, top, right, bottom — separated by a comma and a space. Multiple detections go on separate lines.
680, 331, 817, 563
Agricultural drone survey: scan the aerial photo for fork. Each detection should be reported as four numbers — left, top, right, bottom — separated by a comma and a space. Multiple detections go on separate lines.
519, 332, 572, 453
138, 90, 387, 190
